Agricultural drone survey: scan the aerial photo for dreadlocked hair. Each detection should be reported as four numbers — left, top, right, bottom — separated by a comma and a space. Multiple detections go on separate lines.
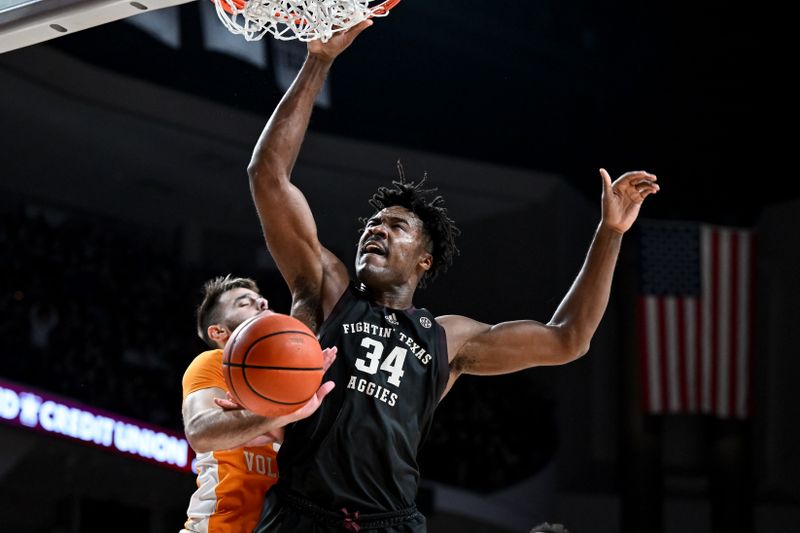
361, 162, 460, 288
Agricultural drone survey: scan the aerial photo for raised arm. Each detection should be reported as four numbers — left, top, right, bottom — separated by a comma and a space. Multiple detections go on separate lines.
440, 169, 658, 389
247, 21, 372, 323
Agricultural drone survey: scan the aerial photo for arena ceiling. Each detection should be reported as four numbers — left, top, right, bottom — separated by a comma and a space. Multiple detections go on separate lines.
1, 0, 781, 226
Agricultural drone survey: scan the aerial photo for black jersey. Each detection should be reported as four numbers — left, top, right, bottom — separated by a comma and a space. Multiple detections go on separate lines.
275, 283, 449, 513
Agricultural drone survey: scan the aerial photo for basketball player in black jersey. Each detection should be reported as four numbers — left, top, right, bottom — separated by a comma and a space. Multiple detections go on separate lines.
246, 20, 659, 532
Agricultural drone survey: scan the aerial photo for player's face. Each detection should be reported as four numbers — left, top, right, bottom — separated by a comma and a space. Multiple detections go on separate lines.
218, 287, 272, 332
355, 206, 432, 287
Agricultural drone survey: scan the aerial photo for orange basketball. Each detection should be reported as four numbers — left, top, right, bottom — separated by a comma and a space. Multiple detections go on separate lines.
222, 312, 323, 417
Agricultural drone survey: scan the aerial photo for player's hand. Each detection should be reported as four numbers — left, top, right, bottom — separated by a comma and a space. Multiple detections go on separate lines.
212, 347, 338, 409
272, 346, 338, 425
308, 19, 372, 61
321, 345, 337, 372
600, 168, 659, 234
213, 347, 339, 425
213, 391, 242, 410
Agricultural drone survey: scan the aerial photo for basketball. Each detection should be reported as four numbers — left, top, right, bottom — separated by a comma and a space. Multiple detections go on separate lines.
222, 312, 324, 417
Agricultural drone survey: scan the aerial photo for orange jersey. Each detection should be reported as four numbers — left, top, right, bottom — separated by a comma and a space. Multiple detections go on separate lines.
181, 349, 278, 533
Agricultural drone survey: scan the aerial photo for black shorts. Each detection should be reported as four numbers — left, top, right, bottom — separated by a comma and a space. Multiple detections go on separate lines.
253, 487, 427, 533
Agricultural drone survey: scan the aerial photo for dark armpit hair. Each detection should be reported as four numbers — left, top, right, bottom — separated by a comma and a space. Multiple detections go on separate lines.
362, 162, 460, 288
196, 274, 259, 347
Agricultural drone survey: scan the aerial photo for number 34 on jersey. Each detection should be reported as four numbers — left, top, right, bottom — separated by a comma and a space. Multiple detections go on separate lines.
343, 324, 435, 407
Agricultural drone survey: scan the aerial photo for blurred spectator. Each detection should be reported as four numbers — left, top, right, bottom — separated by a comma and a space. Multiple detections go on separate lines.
29, 301, 59, 350
530, 522, 570, 533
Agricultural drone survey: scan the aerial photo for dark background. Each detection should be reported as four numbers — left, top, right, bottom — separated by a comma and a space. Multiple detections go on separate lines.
1, 1, 795, 532
44, 0, 778, 224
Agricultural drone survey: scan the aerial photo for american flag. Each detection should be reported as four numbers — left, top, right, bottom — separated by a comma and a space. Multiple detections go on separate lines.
637, 222, 756, 419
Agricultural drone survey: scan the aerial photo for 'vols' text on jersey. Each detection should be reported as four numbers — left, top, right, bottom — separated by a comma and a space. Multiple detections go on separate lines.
181, 349, 279, 533
276, 283, 449, 513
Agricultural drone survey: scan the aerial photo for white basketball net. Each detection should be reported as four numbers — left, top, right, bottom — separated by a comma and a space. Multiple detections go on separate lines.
213, 0, 399, 42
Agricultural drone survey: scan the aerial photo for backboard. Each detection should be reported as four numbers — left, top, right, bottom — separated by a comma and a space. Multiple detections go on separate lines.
0, 0, 194, 53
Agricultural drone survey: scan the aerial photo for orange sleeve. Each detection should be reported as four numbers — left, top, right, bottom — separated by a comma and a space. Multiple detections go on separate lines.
182, 349, 226, 399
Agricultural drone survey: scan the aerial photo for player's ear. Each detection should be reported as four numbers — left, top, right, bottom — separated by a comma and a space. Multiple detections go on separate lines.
208, 324, 229, 346
418, 252, 432, 272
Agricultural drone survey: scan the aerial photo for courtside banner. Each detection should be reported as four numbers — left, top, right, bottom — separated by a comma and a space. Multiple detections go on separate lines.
0, 377, 194, 473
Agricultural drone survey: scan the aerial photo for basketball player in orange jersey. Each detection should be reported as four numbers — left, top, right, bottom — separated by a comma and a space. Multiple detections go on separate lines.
248, 20, 659, 532
180, 275, 337, 533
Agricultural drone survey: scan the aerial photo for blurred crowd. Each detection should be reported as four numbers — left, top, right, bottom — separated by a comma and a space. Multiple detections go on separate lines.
1, 203, 198, 429
1, 201, 556, 489
420, 373, 557, 491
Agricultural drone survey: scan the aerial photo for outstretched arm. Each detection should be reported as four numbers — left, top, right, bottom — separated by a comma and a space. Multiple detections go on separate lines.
247, 21, 373, 323
440, 169, 658, 389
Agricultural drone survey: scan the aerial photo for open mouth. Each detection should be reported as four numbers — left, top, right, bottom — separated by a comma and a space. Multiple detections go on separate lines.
362, 241, 386, 256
